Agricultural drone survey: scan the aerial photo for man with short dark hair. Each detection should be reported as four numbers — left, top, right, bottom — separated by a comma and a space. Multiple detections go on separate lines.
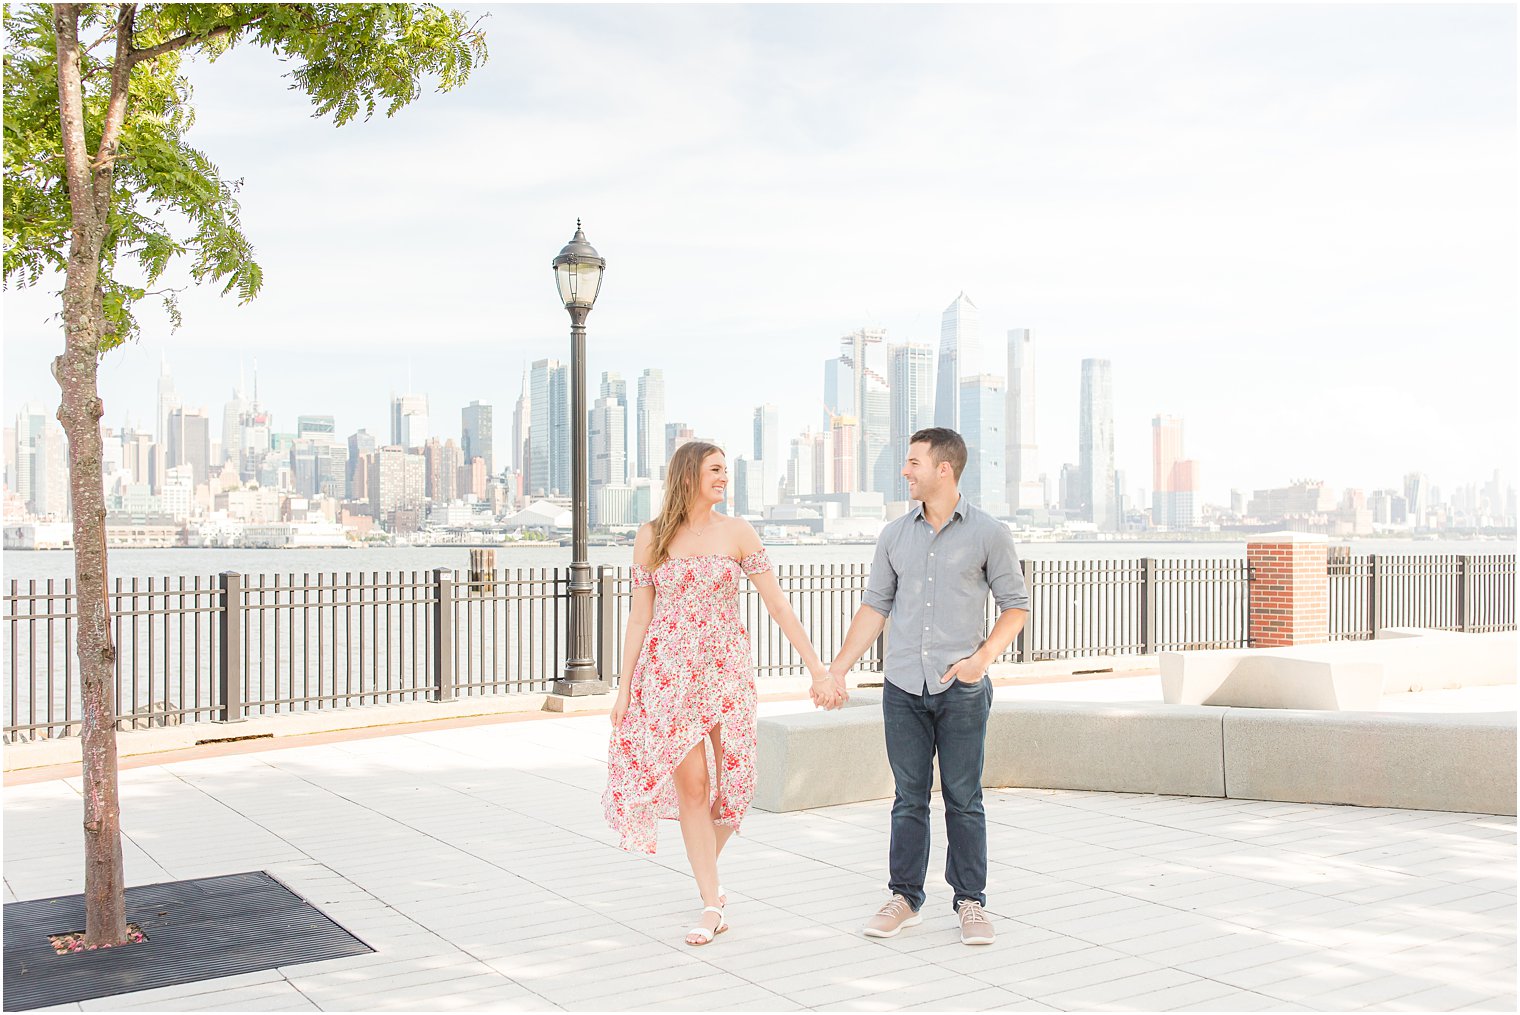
827, 427, 1029, 945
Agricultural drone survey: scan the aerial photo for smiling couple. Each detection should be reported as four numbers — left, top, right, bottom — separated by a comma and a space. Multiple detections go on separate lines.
602, 427, 1030, 948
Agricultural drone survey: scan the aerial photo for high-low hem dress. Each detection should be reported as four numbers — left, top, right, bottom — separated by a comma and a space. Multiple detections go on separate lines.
603, 549, 770, 855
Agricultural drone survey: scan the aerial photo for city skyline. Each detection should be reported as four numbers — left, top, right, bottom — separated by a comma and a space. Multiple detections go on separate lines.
3, 4, 1515, 503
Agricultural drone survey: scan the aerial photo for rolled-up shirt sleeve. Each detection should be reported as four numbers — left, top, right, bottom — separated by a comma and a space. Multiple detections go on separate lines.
986, 527, 1030, 613
861, 533, 897, 617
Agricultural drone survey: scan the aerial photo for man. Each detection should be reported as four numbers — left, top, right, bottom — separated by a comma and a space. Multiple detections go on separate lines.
827, 427, 1029, 945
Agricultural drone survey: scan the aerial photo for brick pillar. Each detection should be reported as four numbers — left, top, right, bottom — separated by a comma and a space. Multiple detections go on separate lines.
1248, 532, 1329, 647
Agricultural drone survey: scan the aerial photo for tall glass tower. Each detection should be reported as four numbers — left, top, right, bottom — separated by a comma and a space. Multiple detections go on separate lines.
888, 342, 935, 502
1079, 358, 1118, 531
1005, 328, 1042, 511
935, 292, 979, 430
636, 369, 666, 481
530, 358, 570, 497
960, 374, 1007, 517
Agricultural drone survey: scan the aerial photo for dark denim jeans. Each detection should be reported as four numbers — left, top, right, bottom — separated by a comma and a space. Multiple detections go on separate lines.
883, 676, 992, 913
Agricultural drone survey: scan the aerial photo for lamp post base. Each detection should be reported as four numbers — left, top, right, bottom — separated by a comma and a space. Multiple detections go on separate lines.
554, 664, 607, 697
547, 680, 613, 706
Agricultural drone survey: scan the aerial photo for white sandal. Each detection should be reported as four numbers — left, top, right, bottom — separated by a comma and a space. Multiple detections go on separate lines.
718, 884, 727, 906
686, 905, 728, 946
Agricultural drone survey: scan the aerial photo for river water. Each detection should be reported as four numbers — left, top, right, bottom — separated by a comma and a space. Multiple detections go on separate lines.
3, 537, 1515, 584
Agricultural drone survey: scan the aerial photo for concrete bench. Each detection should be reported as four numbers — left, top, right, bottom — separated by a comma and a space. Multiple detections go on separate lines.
754, 691, 1225, 812
1224, 708, 1516, 815
754, 693, 1517, 817
1160, 629, 1517, 710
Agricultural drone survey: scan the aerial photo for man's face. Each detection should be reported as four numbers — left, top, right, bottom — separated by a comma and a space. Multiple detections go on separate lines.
902, 442, 946, 502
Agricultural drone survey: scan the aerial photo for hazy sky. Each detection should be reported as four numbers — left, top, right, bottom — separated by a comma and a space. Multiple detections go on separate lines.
5, 3, 1515, 504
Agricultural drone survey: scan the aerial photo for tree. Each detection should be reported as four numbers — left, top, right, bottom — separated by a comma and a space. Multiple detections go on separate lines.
3, 3, 487, 946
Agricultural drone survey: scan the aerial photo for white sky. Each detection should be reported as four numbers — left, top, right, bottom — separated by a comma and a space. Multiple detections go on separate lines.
4, 2, 1516, 504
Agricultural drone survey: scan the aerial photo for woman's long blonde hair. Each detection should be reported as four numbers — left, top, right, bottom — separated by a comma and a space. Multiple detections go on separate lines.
647, 441, 723, 571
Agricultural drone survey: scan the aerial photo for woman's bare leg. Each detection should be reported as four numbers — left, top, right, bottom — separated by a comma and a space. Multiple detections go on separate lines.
709, 724, 736, 859
674, 739, 723, 943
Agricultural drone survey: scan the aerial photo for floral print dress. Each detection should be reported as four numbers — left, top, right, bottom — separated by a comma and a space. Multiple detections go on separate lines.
603, 549, 771, 854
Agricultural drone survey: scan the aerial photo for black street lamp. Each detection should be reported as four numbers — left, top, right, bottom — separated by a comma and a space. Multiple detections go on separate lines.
553, 220, 605, 695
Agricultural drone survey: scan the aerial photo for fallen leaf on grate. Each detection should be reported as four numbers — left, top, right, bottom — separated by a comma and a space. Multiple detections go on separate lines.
48, 923, 148, 954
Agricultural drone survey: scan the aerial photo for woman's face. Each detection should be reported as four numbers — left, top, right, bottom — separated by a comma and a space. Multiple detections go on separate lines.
696, 451, 728, 508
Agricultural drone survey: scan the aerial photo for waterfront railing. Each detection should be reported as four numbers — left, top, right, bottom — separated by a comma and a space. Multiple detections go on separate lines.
4, 553, 1513, 742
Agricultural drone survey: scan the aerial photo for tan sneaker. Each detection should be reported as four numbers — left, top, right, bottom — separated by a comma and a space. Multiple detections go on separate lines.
957, 900, 994, 945
863, 894, 922, 938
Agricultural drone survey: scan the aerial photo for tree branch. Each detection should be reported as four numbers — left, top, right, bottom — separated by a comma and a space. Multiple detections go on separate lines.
53, 5, 95, 216
83, 16, 125, 56
90, 5, 135, 194
128, 8, 276, 68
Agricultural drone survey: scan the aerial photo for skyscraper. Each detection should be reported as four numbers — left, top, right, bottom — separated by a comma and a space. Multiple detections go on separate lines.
221, 379, 247, 467
838, 328, 891, 496
831, 416, 858, 494
512, 372, 530, 483
424, 437, 462, 502
636, 369, 667, 480
590, 373, 630, 518
1005, 328, 1042, 511
1079, 359, 1118, 531
787, 431, 818, 497
888, 342, 934, 501
529, 359, 570, 497
935, 292, 979, 430
665, 421, 695, 464
461, 401, 493, 476
1150, 414, 1199, 529
347, 429, 377, 501
297, 415, 337, 446
390, 393, 429, 449
822, 356, 855, 427
1404, 472, 1429, 527
156, 357, 178, 490
752, 403, 779, 507
960, 375, 1007, 517
167, 407, 212, 486
13, 405, 46, 513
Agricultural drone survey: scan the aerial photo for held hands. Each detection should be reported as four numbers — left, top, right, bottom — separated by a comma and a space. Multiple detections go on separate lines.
809, 662, 849, 710
940, 653, 990, 686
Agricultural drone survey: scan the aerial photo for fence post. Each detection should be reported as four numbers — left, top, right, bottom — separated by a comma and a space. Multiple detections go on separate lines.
1140, 557, 1157, 655
1367, 553, 1380, 640
1015, 558, 1031, 663
217, 572, 244, 723
597, 566, 619, 684
1458, 554, 1471, 632
432, 568, 455, 702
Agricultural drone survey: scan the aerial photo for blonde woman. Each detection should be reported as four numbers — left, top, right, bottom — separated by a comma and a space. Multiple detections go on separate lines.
603, 441, 841, 946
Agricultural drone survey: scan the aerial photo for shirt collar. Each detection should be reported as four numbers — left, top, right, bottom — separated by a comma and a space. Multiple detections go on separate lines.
911, 493, 968, 524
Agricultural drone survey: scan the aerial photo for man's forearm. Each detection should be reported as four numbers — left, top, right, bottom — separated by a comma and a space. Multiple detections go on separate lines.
975, 608, 1028, 666
828, 606, 888, 675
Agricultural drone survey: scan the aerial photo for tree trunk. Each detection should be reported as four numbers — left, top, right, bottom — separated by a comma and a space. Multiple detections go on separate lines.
51, 2, 127, 948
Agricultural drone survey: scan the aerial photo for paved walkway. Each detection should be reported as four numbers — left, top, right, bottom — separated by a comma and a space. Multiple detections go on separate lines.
4, 701, 1514, 1012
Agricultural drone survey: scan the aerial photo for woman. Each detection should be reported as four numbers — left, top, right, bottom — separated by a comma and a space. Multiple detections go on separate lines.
603, 441, 840, 946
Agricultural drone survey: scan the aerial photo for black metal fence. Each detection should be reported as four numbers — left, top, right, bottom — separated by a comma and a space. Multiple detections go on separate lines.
5, 553, 1513, 742
1327, 553, 1517, 640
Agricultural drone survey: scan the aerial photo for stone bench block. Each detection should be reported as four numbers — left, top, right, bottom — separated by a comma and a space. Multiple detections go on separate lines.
1162, 650, 1383, 711
1161, 629, 1517, 711
985, 701, 1226, 797
1374, 628, 1517, 692
753, 694, 894, 813
755, 692, 1225, 812
1223, 709, 1517, 815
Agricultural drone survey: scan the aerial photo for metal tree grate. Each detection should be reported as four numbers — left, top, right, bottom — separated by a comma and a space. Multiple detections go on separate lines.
2, 871, 372, 1010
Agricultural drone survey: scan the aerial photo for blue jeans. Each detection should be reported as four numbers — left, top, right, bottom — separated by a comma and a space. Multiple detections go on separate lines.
883, 676, 992, 913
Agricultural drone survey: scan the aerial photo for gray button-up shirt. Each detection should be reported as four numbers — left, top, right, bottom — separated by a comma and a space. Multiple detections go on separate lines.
862, 494, 1030, 696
